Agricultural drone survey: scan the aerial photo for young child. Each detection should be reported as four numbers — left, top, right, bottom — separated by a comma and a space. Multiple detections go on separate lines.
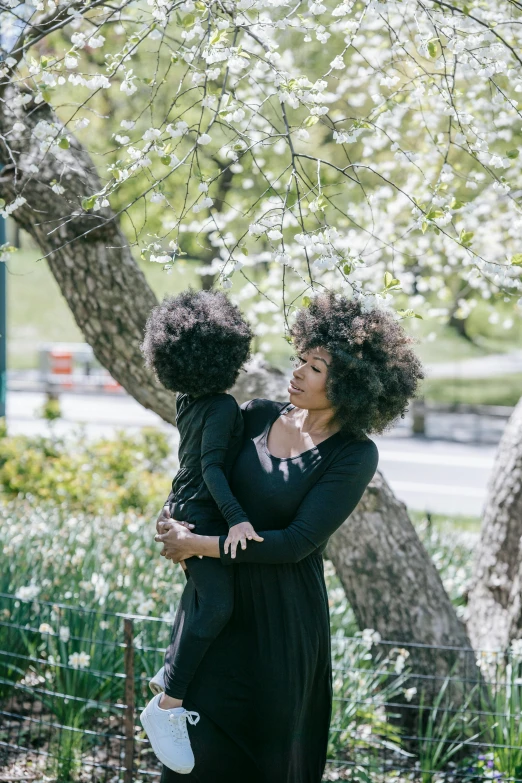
138, 289, 262, 774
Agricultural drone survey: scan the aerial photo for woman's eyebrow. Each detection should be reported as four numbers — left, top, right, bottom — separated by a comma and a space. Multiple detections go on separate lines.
311, 356, 330, 367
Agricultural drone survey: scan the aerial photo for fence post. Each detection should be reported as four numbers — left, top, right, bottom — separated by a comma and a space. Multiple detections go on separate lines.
123, 618, 135, 783
411, 398, 426, 435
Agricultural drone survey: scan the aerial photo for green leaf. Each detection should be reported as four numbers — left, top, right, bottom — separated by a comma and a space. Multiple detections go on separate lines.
459, 230, 474, 247
511, 254, 522, 266
343, 263, 352, 275
397, 308, 423, 319
421, 220, 428, 234
506, 149, 519, 159
304, 116, 319, 127
160, 155, 171, 165
0, 199, 5, 209
384, 271, 400, 289
58, 137, 70, 149
450, 197, 464, 210
302, 296, 311, 307
426, 207, 443, 220
81, 196, 97, 211
427, 40, 437, 58
182, 13, 195, 27
241, 247, 249, 256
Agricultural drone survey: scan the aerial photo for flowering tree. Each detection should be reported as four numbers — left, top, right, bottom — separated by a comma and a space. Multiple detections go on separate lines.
1, 0, 522, 328
1, 0, 522, 672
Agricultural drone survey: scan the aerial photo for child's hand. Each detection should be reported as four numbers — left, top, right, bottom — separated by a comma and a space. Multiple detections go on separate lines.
224, 522, 264, 559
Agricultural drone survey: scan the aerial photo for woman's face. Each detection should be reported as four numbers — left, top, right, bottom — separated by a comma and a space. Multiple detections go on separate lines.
288, 346, 333, 412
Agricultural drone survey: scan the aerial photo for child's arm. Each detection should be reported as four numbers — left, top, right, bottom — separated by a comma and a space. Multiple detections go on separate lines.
201, 397, 262, 549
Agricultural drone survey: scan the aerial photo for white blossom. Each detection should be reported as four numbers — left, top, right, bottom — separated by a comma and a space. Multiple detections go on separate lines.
142, 128, 162, 141
87, 34, 105, 48
69, 651, 91, 669
167, 121, 189, 137
59, 626, 71, 643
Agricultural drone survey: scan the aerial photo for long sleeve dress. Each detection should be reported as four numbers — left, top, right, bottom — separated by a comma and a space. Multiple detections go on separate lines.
160, 398, 379, 783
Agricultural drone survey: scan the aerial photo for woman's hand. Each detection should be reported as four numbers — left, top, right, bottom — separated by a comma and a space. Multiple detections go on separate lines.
155, 520, 196, 563
156, 505, 195, 535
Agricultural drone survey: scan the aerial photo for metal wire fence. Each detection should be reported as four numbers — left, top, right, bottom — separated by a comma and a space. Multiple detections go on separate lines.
1, 591, 521, 783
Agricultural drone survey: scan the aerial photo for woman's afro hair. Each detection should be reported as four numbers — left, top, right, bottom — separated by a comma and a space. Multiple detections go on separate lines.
141, 289, 253, 397
290, 292, 425, 436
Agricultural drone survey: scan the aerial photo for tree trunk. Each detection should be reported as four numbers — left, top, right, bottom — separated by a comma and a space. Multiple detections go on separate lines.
467, 396, 522, 651
0, 88, 177, 424
327, 471, 479, 706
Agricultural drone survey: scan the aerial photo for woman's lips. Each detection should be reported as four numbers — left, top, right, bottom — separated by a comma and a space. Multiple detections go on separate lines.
288, 380, 303, 394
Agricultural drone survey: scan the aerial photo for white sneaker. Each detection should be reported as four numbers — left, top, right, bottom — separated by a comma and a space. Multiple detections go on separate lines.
149, 665, 166, 695
140, 693, 200, 774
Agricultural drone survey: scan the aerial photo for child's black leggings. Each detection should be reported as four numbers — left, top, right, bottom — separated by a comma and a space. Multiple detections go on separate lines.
163, 555, 234, 699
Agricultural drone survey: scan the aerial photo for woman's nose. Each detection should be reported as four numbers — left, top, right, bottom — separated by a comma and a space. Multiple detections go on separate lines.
293, 365, 304, 379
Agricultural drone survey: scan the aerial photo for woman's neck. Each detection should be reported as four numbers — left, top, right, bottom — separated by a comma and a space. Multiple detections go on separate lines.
291, 406, 339, 437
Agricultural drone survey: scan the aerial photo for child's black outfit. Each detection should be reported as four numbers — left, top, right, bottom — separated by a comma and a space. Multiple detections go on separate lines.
163, 391, 248, 698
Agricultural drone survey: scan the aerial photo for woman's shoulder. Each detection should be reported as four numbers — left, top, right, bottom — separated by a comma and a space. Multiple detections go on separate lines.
334, 434, 379, 475
240, 398, 288, 434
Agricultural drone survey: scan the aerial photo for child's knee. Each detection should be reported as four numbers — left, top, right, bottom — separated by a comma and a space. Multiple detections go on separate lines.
198, 592, 233, 635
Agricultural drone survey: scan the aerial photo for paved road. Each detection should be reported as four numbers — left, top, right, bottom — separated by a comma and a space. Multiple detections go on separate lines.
426, 349, 522, 379
6, 391, 496, 517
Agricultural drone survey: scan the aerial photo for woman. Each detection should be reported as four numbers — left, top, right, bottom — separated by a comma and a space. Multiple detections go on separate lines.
154, 292, 424, 783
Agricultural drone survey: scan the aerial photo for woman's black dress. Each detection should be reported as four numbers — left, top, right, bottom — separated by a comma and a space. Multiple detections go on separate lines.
161, 399, 379, 783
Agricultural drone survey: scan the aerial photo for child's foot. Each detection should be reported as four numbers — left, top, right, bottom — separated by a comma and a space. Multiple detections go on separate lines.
149, 666, 166, 695
140, 693, 200, 774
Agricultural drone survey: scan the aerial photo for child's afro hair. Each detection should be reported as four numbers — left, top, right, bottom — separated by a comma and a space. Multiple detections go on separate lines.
290, 292, 425, 436
141, 289, 253, 396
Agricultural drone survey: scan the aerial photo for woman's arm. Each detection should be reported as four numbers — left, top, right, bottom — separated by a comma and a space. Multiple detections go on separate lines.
156, 441, 378, 565
217, 441, 378, 565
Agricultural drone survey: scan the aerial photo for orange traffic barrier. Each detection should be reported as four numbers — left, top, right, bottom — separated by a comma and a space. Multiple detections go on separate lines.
50, 349, 74, 388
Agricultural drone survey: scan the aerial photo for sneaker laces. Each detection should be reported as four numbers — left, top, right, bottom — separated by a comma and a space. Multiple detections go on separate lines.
168, 709, 200, 742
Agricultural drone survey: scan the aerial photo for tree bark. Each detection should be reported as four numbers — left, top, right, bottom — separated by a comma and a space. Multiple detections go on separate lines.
327, 471, 479, 705
467, 396, 522, 651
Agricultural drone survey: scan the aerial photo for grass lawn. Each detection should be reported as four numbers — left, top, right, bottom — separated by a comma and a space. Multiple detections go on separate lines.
410, 509, 482, 534
421, 374, 522, 407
